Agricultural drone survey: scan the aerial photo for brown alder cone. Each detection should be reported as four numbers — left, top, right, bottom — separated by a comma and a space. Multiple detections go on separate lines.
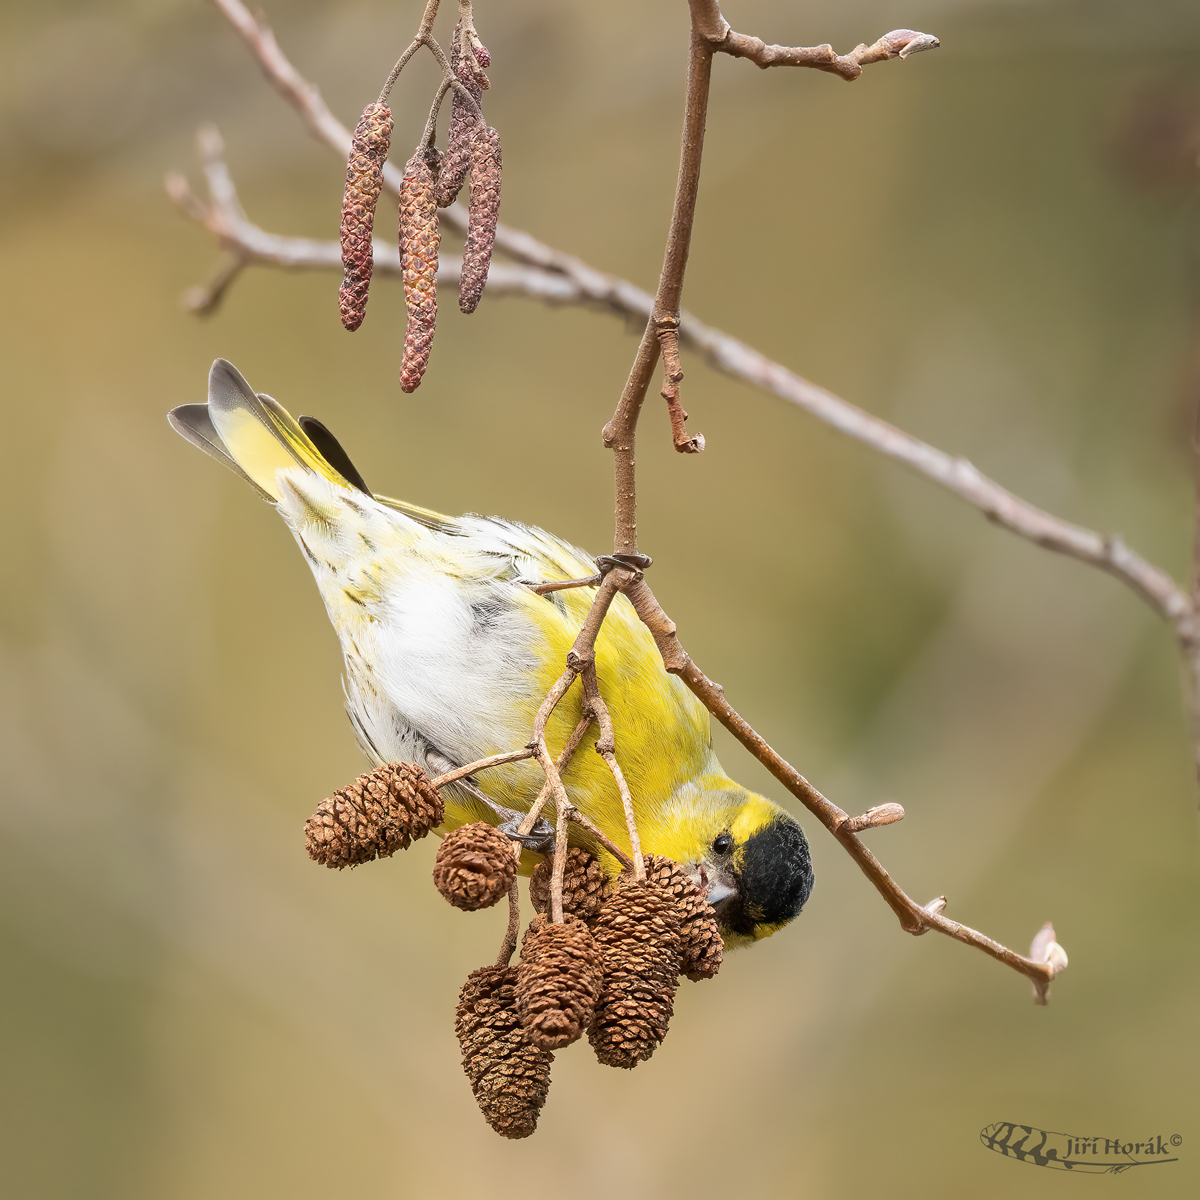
338, 102, 392, 331
304, 762, 443, 869
398, 149, 440, 392
435, 28, 490, 208
528, 848, 613, 922
587, 879, 683, 1069
458, 124, 502, 314
515, 914, 603, 1050
636, 855, 724, 981
432, 822, 517, 910
456, 965, 552, 1139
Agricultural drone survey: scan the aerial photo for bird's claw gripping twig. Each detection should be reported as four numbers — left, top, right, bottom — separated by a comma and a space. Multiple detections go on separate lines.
499, 815, 556, 853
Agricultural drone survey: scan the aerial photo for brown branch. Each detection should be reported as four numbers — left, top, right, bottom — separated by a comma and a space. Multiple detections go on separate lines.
580, 664, 645, 879
428, 746, 536, 789
601, 25, 716, 551
163, 138, 1194, 636
657, 322, 703, 454
191, 1, 1190, 639
529, 573, 603, 595
700, 6, 940, 83
714, 31, 937, 80
549, 772, 570, 924
514, 715, 593, 843
495, 880, 521, 966
616, 571, 1061, 998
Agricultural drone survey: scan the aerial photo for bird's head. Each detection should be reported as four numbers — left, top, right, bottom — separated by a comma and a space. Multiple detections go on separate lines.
677, 791, 814, 947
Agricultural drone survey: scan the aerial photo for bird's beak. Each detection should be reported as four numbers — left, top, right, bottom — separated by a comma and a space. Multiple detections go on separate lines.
688, 860, 739, 910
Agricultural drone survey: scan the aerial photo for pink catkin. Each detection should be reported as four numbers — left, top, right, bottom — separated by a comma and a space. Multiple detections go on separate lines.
459, 125, 502, 314
338, 103, 393, 331
398, 151, 440, 392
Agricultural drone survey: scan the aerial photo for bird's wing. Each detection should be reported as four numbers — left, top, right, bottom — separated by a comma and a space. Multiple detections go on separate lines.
169, 362, 717, 860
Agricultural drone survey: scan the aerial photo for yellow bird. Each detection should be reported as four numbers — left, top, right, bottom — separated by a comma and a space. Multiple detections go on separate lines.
170, 360, 813, 945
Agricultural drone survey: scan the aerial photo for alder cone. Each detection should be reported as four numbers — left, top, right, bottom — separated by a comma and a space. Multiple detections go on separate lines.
398, 150, 440, 392
456, 965, 552, 1139
338, 103, 392, 331
304, 761, 443, 869
458, 125, 501, 314
638, 855, 724, 981
529, 848, 613, 922
587, 879, 682, 1069
515, 915, 602, 1050
435, 28, 490, 208
433, 822, 516, 910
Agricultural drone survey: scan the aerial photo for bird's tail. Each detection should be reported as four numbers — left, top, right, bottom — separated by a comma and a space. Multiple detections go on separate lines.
168, 359, 361, 503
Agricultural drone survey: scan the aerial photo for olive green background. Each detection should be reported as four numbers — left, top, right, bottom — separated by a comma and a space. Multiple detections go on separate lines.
2, 1, 1198, 1197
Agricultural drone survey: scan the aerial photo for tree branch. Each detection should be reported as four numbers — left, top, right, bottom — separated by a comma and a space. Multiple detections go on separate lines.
183, 0, 1188, 1001
183, 4, 1189, 629
615, 570, 1061, 999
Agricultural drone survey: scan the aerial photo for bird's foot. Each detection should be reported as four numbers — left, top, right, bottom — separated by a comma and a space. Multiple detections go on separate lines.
498, 815, 556, 854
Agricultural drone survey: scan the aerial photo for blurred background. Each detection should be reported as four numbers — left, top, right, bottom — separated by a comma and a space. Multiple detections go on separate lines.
2, 1, 1199, 1197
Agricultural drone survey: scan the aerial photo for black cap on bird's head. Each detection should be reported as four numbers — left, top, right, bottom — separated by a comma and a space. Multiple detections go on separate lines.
699, 801, 814, 945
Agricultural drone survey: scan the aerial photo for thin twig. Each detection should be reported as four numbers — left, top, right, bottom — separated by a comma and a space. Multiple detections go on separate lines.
515, 714, 595, 840
495, 880, 521, 966
429, 746, 536, 789
549, 783, 569, 924
601, 27, 715, 548
529, 573, 603, 595
616, 570, 1056, 994
690, 0, 939, 82
563, 807, 635, 872
377, 0, 443, 102
581, 664, 644, 878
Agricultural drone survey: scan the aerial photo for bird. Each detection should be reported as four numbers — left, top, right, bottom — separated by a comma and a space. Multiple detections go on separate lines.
170, 359, 813, 946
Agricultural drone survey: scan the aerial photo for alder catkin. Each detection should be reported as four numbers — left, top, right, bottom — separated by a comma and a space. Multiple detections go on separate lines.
515, 915, 603, 1050
638, 855, 724, 981
456, 965, 552, 1139
433, 822, 517, 910
304, 761, 443, 868
587, 879, 683, 1069
458, 125, 501, 314
435, 29, 490, 208
398, 150, 440, 392
529, 848, 613, 922
338, 103, 392, 331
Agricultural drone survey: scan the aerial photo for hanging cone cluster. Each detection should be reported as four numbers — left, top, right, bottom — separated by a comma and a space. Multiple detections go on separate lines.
337, 102, 393, 331
304, 761, 443, 868
398, 149, 440, 392
515, 914, 602, 1050
433, 821, 517, 910
456, 964, 552, 1139
529, 848, 613, 922
335, 16, 501, 388
588, 878, 683, 1069
639, 855, 724, 981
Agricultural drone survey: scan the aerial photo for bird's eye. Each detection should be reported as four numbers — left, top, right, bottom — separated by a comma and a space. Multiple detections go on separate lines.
712, 832, 733, 855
